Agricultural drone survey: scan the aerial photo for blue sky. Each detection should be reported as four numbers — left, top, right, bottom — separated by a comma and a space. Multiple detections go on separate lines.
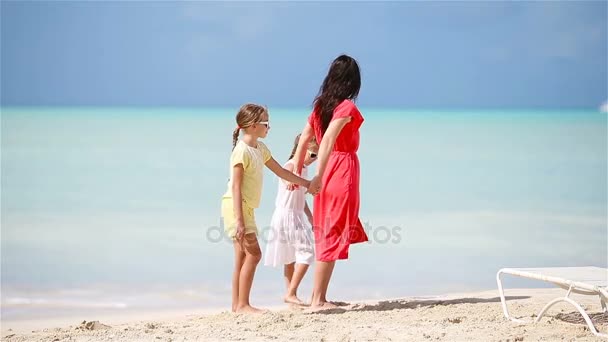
1, 1, 606, 108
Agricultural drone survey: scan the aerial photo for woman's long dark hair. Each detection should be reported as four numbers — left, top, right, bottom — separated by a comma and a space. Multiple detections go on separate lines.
313, 55, 361, 135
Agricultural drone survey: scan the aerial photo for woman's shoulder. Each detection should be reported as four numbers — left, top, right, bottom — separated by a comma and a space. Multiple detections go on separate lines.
333, 99, 362, 120
337, 99, 357, 110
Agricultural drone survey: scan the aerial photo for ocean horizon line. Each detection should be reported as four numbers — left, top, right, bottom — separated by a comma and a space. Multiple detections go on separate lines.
1, 105, 603, 113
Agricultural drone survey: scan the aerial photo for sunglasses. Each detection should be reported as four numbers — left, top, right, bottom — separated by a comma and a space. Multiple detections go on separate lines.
258, 121, 270, 129
308, 150, 317, 159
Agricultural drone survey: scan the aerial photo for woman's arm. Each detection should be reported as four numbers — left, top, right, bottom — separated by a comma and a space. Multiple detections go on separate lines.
308, 117, 350, 194
266, 158, 311, 188
314, 117, 350, 178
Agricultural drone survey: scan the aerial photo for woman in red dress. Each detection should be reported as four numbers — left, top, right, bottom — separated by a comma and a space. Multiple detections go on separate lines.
292, 55, 368, 309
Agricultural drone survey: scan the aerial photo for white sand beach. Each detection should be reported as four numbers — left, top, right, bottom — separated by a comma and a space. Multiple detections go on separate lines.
2, 288, 607, 341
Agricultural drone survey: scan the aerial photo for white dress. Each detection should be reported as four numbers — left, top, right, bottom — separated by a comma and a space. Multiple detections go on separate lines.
264, 160, 315, 267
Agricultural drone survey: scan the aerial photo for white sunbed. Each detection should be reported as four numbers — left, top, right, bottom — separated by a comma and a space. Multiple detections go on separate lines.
496, 266, 608, 338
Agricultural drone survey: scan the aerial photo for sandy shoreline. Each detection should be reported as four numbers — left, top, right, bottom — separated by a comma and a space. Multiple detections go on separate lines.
2, 288, 607, 341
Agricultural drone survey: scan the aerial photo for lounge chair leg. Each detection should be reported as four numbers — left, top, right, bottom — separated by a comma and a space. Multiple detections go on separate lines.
496, 269, 528, 323
497, 267, 608, 339
535, 295, 608, 338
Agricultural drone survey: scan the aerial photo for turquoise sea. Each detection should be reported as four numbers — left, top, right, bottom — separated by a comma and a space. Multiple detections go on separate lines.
1, 107, 606, 321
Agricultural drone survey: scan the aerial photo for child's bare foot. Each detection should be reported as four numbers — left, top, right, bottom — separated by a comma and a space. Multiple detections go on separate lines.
235, 305, 266, 314
284, 294, 306, 306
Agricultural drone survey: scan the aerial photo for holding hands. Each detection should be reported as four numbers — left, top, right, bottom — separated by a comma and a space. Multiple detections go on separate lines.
307, 175, 322, 195
287, 175, 321, 195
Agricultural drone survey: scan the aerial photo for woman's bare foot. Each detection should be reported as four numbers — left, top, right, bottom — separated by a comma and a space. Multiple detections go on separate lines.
329, 300, 350, 307
308, 301, 338, 312
235, 305, 266, 314
284, 294, 306, 306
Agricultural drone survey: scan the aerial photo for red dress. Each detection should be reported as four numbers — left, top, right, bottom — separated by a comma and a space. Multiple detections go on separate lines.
308, 99, 369, 261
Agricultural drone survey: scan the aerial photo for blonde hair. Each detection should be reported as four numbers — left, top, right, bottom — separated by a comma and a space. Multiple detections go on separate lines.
232, 103, 268, 150
288, 133, 317, 160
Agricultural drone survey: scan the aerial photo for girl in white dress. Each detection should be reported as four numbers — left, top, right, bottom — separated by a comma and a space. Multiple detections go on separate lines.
264, 134, 318, 305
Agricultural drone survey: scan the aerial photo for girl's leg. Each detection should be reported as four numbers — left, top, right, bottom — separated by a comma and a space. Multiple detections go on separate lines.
285, 263, 309, 305
283, 263, 295, 291
236, 233, 264, 313
310, 260, 336, 309
232, 240, 246, 312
